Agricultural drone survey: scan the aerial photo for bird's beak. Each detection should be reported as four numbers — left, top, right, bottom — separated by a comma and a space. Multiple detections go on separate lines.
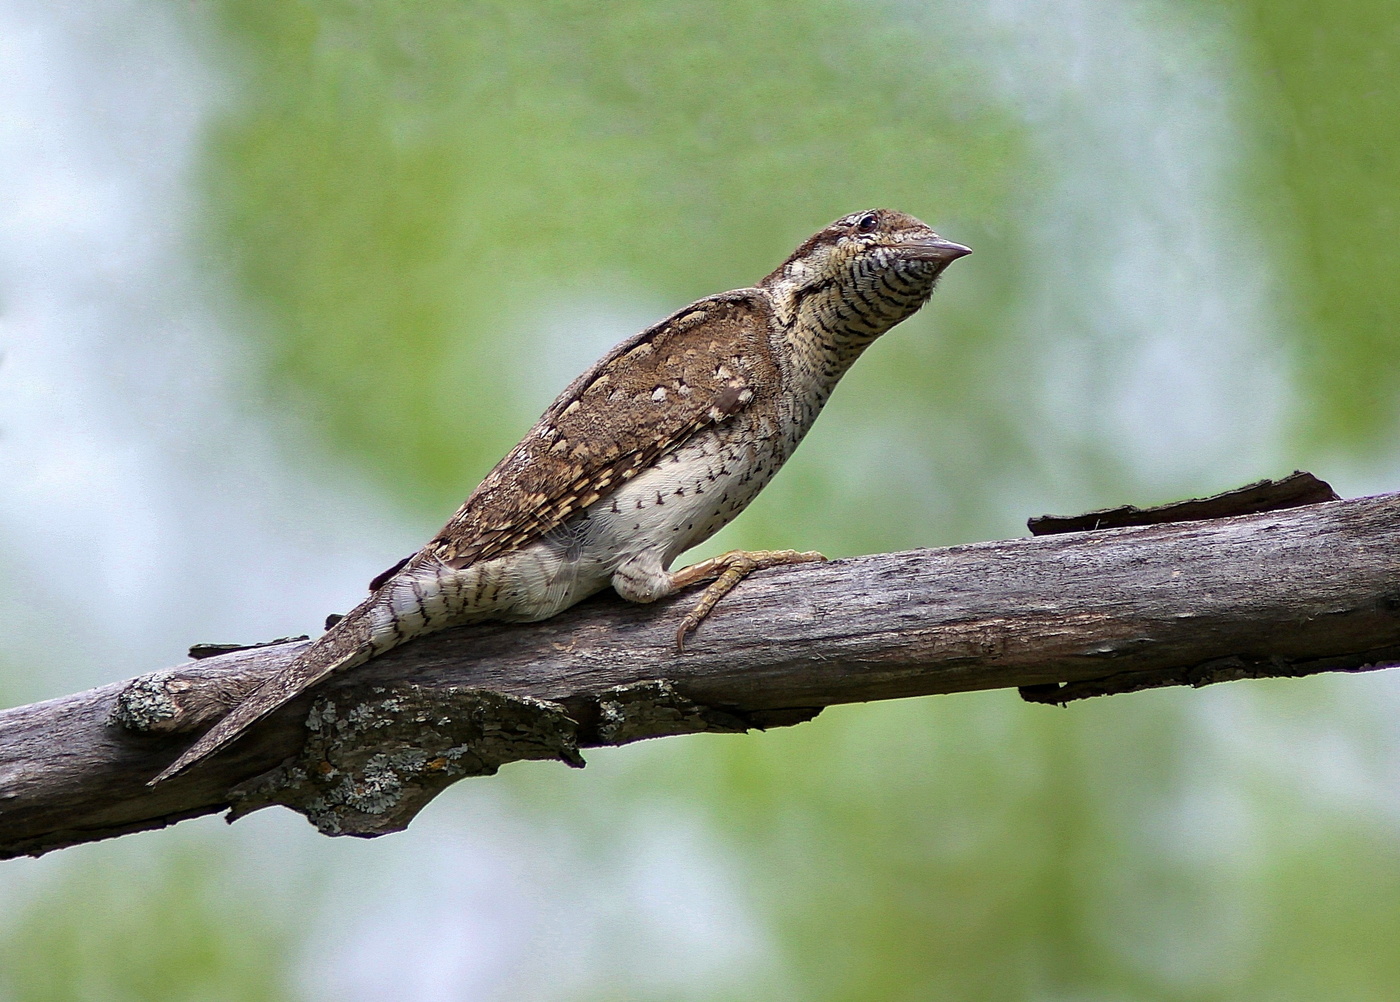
902, 237, 972, 264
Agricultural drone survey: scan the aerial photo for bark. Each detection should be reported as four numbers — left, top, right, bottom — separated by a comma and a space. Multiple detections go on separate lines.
2, 474, 1397, 859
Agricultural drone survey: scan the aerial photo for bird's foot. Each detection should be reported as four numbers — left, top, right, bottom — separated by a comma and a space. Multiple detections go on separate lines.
670, 549, 826, 652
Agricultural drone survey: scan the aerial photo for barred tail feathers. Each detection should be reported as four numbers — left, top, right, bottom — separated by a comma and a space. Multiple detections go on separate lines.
149, 560, 461, 785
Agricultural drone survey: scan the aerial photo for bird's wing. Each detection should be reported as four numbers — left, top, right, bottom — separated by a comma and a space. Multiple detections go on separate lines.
429, 288, 779, 567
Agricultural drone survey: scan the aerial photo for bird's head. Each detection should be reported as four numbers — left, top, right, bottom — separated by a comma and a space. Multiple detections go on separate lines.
760, 209, 970, 339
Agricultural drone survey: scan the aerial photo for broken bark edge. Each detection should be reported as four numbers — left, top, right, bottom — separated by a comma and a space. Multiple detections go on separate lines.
1018, 646, 1400, 706
1027, 470, 1339, 536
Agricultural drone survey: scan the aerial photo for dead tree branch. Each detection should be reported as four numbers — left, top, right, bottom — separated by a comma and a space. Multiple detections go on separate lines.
3, 474, 1397, 859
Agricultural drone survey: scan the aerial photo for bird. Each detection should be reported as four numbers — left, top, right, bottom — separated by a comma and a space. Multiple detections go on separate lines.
151, 208, 970, 784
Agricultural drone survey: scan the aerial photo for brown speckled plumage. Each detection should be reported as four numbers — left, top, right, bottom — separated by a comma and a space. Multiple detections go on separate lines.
153, 209, 970, 783
429, 291, 777, 569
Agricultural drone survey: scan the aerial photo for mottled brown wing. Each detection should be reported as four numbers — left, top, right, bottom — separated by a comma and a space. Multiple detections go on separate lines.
430, 289, 778, 568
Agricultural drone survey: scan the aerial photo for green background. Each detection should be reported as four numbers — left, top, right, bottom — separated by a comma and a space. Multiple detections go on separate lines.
4, 1, 1400, 999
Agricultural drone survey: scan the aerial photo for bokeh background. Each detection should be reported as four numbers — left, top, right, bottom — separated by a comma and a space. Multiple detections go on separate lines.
3, 1, 1400, 999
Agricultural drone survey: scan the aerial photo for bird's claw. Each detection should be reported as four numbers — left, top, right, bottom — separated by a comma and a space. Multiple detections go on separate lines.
672, 549, 826, 652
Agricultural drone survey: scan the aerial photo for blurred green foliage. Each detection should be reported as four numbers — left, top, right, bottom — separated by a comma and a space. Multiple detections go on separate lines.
202, 0, 1023, 517
0, 846, 297, 1002
1229, 0, 1400, 450
11, 0, 1398, 999
195, 0, 1400, 999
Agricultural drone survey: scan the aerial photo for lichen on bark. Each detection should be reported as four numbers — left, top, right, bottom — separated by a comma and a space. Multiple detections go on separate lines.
594, 679, 749, 744
227, 684, 584, 836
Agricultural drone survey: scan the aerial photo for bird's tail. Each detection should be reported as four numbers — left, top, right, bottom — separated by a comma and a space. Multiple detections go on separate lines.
148, 606, 379, 785
150, 552, 474, 784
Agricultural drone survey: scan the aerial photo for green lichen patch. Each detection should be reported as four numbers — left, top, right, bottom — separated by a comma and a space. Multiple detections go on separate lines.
108, 675, 187, 733
227, 685, 583, 836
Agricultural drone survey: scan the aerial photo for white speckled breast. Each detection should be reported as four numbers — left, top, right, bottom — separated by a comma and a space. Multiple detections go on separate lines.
453, 406, 787, 622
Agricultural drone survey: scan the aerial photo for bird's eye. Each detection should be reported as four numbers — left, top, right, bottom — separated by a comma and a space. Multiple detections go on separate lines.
855, 211, 879, 234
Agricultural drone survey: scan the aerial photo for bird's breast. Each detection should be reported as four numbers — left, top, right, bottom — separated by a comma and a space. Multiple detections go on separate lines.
448, 407, 814, 624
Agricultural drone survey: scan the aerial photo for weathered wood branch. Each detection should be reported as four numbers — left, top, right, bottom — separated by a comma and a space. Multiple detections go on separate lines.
3, 476, 1398, 860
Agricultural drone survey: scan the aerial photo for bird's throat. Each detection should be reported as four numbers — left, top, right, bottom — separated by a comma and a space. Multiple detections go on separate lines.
771, 259, 937, 386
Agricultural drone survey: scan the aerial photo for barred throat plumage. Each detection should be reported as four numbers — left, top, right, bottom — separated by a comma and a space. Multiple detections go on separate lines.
150, 208, 969, 784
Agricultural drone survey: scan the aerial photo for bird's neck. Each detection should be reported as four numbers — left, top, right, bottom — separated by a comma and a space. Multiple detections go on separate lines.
766, 262, 937, 387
